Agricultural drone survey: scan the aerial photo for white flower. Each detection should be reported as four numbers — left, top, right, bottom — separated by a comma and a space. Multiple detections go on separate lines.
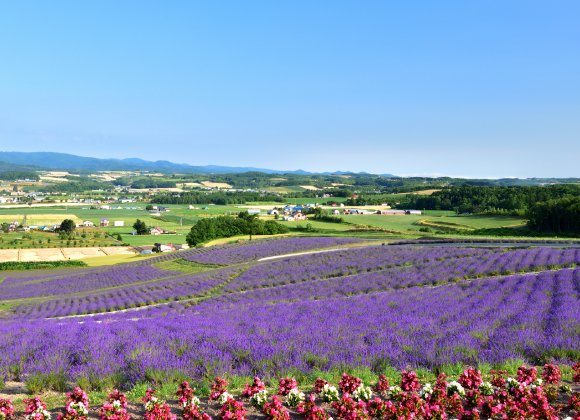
533, 378, 543, 386
145, 397, 164, 412
419, 383, 433, 399
217, 392, 233, 406
506, 378, 520, 391
69, 402, 88, 415
387, 385, 403, 398
479, 382, 493, 396
183, 397, 200, 408
249, 390, 268, 409
320, 384, 339, 402
446, 381, 465, 397
352, 385, 372, 402
286, 388, 305, 407
111, 401, 122, 410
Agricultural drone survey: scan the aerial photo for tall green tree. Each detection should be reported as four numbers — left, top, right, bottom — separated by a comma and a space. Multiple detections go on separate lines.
59, 219, 76, 234
133, 219, 148, 235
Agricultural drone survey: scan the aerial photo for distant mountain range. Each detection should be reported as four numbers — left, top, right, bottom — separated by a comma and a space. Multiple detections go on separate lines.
0, 152, 397, 176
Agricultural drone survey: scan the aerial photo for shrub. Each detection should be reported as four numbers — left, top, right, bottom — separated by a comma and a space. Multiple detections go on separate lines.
400, 370, 420, 392
458, 367, 483, 390
220, 398, 246, 420
285, 389, 305, 408
58, 387, 89, 420
143, 388, 176, 420
23, 396, 51, 420
516, 365, 538, 384
209, 377, 229, 401
320, 384, 340, 402
373, 375, 389, 392
242, 377, 266, 398
297, 395, 331, 420
542, 364, 562, 384
249, 390, 268, 409
0, 398, 14, 420
278, 377, 298, 396
339, 373, 362, 394
262, 396, 289, 420
313, 378, 329, 393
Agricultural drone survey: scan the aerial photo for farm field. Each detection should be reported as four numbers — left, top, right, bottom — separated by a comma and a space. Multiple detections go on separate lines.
0, 213, 83, 226
394, 189, 441, 195
0, 230, 118, 249
342, 214, 526, 232
0, 246, 137, 263
1, 237, 580, 419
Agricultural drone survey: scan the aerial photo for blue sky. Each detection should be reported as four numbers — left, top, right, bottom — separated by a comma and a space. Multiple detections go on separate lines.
0, 1, 578, 177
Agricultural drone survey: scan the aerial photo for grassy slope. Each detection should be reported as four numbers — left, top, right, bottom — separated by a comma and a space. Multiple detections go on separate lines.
342, 214, 525, 231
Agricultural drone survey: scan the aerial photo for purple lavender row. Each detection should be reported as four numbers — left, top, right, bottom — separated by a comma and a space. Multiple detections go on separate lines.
221, 246, 498, 292
0, 269, 578, 385
390, 238, 580, 245
0, 265, 182, 301
181, 237, 364, 265
6, 268, 239, 318
173, 248, 580, 311
221, 247, 580, 293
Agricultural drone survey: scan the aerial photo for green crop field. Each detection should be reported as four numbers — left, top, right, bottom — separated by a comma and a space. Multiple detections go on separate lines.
341, 214, 526, 232
0, 230, 117, 249
100, 227, 188, 246
282, 219, 352, 232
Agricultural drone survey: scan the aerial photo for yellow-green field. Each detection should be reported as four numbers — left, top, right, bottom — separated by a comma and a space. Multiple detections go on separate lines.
0, 214, 83, 226
341, 214, 526, 232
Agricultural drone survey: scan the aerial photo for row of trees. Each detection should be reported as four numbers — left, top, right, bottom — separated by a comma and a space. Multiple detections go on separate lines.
398, 185, 580, 213
527, 197, 580, 234
131, 179, 176, 189
0, 171, 40, 181
186, 212, 289, 246
152, 191, 287, 205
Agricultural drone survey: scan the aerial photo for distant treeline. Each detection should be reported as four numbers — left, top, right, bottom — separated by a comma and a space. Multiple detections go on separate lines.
527, 197, 580, 234
0, 171, 40, 181
0, 260, 88, 271
397, 185, 580, 213
131, 179, 176, 189
186, 213, 289, 245
37, 180, 112, 193
152, 191, 287, 205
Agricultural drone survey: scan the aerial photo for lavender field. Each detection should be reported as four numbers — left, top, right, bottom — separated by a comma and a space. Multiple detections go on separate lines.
0, 237, 579, 393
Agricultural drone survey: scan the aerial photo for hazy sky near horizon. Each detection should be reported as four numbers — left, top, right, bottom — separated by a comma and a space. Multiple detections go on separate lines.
0, 1, 578, 178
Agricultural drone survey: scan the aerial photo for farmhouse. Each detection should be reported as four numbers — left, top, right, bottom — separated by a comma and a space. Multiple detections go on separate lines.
378, 210, 406, 215
292, 212, 306, 220
100, 218, 109, 227
83, 220, 94, 227
150, 227, 163, 235
332, 209, 340, 215
283, 216, 295, 221
155, 243, 175, 252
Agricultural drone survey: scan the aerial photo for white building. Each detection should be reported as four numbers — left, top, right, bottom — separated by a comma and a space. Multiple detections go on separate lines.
114, 221, 124, 227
